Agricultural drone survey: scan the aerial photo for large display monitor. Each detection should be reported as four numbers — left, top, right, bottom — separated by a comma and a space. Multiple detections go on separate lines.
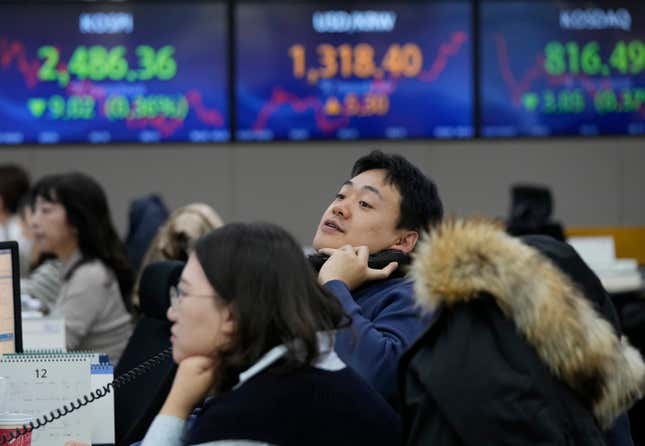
0, 1, 229, 144
0, 242, 22, 355
480, 1, 645, 137
236, 0, 473, 141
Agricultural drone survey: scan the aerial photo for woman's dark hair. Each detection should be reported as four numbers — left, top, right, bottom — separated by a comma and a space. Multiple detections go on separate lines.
0, 164, 30, 214
351, 150, 443, 234
31, 173, 134, 309
194, 222, 348, 391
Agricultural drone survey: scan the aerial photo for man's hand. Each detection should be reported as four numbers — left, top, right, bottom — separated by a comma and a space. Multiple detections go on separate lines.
318, 245, 398, 290
160, 356, 218, 419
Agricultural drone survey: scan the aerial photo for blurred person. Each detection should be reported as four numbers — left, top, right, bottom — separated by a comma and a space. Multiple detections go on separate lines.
31, 172, 133, 365
401, 218, 644, 446
128, 222, 401, 445
0, 164, 31, 276
310, 150, 443, 407
131, 203, 223, 311
17, 197, 62, 313
125, 194, 169, 273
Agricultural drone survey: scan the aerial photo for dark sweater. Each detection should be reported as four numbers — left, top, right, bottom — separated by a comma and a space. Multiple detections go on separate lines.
187, 365, 401, 446
325, 278, 428, 407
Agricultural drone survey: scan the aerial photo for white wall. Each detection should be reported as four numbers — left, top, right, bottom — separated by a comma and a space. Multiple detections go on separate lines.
1, 137, 643, 245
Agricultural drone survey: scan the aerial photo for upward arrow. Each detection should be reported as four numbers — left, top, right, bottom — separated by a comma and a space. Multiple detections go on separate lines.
522, 93, 539, 111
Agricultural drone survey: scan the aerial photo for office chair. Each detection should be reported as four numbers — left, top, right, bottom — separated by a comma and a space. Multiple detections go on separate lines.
506, 184, 565, 241
114, 260, 184, 446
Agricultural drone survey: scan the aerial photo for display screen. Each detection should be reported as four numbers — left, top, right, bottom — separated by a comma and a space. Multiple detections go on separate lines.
236, 1, 473, 141
0, 2, 229, 144
481, 1, 645, 137
0, 248, 17, 355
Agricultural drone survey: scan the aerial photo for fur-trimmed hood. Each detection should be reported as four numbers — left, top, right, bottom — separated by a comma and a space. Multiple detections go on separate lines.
411, 219, 645, 429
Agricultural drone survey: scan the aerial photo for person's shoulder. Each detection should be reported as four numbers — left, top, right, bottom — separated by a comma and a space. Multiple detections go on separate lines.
361, 276, 413, 301
69, 259, 113, 286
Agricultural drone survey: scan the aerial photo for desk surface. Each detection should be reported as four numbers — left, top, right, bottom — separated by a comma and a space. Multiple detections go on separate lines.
21, 315, 65, 351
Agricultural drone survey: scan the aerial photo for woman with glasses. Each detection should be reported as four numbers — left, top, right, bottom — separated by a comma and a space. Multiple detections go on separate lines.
30, 172, 133, 365
141, 222, 401, 446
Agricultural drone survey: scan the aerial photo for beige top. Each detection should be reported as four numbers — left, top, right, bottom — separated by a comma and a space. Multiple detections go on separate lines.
52, 251, 133, 365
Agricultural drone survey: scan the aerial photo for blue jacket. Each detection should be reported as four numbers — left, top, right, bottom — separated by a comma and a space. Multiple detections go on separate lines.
325, 278, 428, 407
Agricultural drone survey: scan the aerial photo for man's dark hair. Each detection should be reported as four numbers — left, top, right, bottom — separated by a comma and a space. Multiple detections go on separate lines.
351, 150, 443, 232
195, 222, 348, 392
0, 164, 30, 214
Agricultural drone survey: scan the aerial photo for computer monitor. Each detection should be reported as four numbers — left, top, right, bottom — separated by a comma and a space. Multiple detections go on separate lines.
0, 241, 22, 354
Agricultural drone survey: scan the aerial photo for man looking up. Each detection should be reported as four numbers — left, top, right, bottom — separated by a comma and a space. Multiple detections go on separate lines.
312, 150, 443, 406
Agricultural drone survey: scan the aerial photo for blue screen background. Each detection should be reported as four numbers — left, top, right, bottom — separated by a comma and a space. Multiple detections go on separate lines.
0, 2, 229, 144
480, 1, 645, 137
236, 1, 473, 141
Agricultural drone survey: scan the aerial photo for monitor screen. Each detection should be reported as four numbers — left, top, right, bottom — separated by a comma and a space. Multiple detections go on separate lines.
480, 1, 645, 137
236, 0, 473, 141
0, 242, 21, 355
0, 1, 229, 144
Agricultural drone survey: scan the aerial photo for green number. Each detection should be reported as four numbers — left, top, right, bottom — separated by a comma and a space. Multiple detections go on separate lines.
545, 42, 566, 76
565, 42, 580, 74
543, 90, 556, 113
573, 90, 585, 113
136, 45, 157, 80
636, 89, 645, 110
156, 96, 170, 116
610, 41, 628, 74
134, 96, 156, 118
133, 96, 145, 118
64, 96, 93, 119
177, 96, 189, 120
37, 46, 59, 82
623, 90, 632, 111
558, 90, 585, 113
88, 46, 109, 81
581, 42, 601, 75
68, 47, 89, 80
594, 90, 617, 114
628, 41, 645, 74
107, 46, 128, 80
48, 95, 65, 119
156, 46, 177, 80
67, 96, 83, 119
82, 96, 95, 119
624, 89, 645, 112
105, 95, 130, 120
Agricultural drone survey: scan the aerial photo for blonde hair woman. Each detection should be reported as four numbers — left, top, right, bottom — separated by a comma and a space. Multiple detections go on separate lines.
133, 203, 223, 311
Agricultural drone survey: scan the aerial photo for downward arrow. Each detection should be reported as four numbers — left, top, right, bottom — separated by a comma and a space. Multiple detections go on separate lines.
28, 98, 47, 118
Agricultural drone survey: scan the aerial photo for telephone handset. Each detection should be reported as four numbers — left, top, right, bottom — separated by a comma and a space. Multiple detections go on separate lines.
0, 347, 173, 445
308, 249, 411, 279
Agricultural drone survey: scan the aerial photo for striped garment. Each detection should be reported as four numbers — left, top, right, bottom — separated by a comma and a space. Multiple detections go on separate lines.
21, 259, 63, 313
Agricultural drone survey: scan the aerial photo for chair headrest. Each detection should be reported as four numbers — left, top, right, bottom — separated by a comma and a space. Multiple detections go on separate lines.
139, 260, 185, 320
509, 185, 553, 225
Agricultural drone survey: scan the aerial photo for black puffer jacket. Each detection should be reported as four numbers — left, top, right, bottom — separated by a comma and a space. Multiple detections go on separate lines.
400, 219, 645, 446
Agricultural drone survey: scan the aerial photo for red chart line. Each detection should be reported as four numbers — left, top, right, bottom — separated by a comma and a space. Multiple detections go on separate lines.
252, 88, 349, 133
253, 31, 469, 133
494, 33, 614, 105
0, 38, 226, 137
0, 37, 40, 88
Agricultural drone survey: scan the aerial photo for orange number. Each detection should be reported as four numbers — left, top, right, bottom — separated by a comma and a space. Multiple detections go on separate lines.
344, 93, 360, 115
402, 44, 423, 77
354, 44, 375, 78
339, 44, 352, 78
318, 44, 337, 78
288, 44, 306, 78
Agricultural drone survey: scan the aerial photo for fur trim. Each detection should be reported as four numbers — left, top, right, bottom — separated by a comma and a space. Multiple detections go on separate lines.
412, 219, 645, 429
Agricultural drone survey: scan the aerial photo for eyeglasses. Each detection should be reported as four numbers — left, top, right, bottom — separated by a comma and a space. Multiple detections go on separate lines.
169, 285, 216, 308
